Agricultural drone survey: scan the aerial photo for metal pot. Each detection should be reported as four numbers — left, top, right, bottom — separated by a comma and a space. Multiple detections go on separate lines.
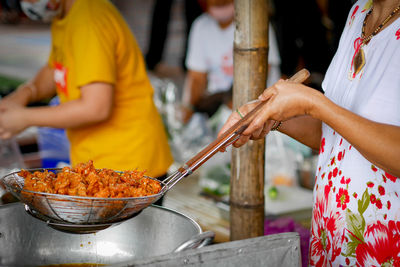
0, 203, 214, 266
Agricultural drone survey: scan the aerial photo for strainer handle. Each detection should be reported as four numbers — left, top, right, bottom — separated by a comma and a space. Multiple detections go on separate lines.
173, 231, 215, 252
178, 69, 310, 176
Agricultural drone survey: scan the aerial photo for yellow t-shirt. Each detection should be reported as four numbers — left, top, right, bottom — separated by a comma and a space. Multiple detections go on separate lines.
48, 0, 173, 177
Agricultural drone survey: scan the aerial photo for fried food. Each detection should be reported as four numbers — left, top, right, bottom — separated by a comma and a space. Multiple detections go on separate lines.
19, 161, 161, 198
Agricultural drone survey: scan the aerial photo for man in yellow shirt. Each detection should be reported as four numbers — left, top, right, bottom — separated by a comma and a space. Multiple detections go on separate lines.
0, 0, 173, 181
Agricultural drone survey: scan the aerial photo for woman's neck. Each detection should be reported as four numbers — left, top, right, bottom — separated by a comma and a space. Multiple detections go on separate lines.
365, 0, 400, 36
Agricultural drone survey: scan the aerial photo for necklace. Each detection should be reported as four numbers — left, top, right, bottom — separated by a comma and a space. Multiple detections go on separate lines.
353, 3, 400, 76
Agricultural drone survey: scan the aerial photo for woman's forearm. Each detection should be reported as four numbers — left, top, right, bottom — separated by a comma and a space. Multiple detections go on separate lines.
279, 115, 322, 151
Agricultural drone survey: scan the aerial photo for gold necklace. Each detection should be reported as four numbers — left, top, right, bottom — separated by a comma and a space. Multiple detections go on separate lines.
353, 3, 400, 76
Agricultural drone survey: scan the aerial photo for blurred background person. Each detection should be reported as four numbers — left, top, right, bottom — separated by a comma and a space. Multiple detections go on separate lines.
145, 0, 205, 72
181, 0, 281, 123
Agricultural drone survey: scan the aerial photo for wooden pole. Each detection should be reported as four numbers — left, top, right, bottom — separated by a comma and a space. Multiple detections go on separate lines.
230, 0, 269, 240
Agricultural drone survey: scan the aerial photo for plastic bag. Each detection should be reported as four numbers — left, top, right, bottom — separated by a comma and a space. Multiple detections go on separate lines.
0, 137, 25, 177
265, 132, 298, 186
0, 137, 25, 203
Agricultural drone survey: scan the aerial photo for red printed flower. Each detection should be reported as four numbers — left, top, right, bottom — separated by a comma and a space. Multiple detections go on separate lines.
353, 192, 358, 198
382, 174, 387, 183
371, 165, 378, 172
387, 200, 391, 210
309, 185, 345, 266
396, 29, 400, 40
351, 6, 359, 20
370, 194, 376, 204
355, 221, 400, 267
367, 182, 374, 188
378, 185, 385, 196
349, 145, 352, 150
331, 157, 336, 166
336, 188, 350, 210
376, 199, 383, 209
320, 137, 325, 154
384, 172, 397, 183
340, 177, 351, 184
338, 151, 343, 161
339, 138, 343, 146
333, 168, 338, 178
328, 171, 333, 180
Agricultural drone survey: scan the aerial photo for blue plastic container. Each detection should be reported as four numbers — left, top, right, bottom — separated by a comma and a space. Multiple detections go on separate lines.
36, 97, 70, 168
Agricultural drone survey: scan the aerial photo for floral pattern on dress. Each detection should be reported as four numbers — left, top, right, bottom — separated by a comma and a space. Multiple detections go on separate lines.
309, 184, 345, 266
310, 131, 400, 266
355, 220, 400, 266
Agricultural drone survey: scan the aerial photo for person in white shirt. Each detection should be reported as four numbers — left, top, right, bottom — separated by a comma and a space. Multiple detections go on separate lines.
182, 0, 280, 122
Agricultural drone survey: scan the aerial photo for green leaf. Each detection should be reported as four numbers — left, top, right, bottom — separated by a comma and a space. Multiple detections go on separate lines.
341, 240, 357, 258
358, 188, 370, 215
343, 209, 365, 256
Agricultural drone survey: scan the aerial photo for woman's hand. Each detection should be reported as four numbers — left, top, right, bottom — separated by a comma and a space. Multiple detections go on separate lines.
217, 100, 276, 147
218, 80, 320, 147
246, 80, 317, 133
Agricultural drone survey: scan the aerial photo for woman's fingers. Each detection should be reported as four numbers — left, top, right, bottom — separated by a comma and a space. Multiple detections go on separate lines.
258, 80, 283, 101
250, 121, 270, 140
217, 100, 260, 138
217, 110, 241, 138
250, 125, 264, 140
243, 102, 273, 136
232, 134, 251, 147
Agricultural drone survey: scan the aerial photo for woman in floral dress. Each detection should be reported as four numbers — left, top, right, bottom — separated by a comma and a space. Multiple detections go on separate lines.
219, 0, 400, 265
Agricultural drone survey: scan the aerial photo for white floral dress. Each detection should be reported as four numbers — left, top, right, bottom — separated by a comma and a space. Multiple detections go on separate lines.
309, 0, 400, 266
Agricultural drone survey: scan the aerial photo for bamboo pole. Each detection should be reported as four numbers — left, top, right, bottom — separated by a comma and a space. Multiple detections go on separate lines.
230, 0, 269, 240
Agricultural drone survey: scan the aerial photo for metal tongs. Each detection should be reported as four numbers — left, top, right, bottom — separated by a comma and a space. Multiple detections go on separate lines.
162, 69, 310, 192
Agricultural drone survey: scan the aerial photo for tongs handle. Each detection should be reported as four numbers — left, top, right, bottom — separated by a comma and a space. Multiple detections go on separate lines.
178, 69, 310, 176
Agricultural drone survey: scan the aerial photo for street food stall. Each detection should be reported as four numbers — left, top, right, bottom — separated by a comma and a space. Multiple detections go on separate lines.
0, 0, 311, 266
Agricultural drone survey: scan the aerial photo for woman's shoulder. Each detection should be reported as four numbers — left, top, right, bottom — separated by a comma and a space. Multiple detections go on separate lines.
346, 0, 372, 23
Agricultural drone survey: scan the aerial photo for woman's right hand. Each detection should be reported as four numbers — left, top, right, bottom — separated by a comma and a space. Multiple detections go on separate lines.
218, 79, 320, 147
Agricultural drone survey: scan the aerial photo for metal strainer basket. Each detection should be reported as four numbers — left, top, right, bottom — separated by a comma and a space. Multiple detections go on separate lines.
1, 168, 167, 224
1, 70, 309, 227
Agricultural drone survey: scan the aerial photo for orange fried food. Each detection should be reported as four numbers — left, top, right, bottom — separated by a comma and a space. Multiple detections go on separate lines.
20, 160, 162, 198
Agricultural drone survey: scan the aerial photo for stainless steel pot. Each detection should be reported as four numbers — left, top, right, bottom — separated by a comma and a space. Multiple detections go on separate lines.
0, 203, 214, 266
